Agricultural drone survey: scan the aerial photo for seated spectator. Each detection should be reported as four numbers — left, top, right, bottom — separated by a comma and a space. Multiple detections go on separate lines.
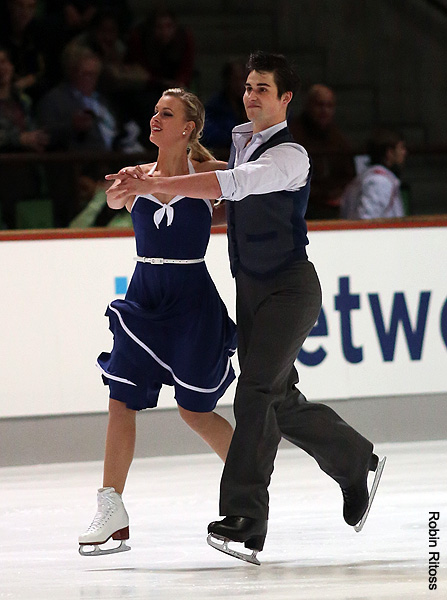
68, 9, 148, 92
37, 1, 99, 91
0, 47, 47, 153
340, 128, 408, 220
37, 45, 122, 152
126, 8, 195, 92
0, 0, 48, 101
42, 1, 98, 40
40, 2, 132, 84
67, 9, 149, 127
201, 60, 247, 155
125, 8, 196, 145
37, 45, 141, 226
0, 46, 49, 229
289, 84, 355, 219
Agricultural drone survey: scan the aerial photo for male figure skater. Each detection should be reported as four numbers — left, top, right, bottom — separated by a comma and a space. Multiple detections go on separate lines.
106, 51, 386, 565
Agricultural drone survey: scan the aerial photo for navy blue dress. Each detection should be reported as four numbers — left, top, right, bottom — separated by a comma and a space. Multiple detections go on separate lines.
97, 189, 237, 412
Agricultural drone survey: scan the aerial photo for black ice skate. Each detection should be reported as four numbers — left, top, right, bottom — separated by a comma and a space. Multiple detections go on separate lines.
207, 516, 267, 565
341, 453, 387, 532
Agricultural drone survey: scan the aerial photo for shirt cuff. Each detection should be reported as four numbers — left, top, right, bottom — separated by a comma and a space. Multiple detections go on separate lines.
215, 169, 238, 201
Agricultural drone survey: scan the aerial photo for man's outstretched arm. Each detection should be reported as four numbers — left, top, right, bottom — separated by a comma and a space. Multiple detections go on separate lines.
105, 171, 222, 207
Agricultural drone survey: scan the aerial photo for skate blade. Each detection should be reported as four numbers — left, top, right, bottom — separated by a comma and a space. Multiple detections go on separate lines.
355, 456, 387, 532
207, 533, 261, 566
79, 540, 131, 557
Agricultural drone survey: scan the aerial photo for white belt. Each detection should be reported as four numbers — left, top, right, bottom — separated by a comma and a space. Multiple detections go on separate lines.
134, 256, 205, 265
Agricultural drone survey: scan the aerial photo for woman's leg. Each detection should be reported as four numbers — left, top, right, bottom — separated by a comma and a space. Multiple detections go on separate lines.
79, 398, 135, 552
103, 398, 137, 494
178, 406, 233, 462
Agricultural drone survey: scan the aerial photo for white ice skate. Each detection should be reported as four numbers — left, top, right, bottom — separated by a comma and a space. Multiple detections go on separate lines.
78, 487, 131, 556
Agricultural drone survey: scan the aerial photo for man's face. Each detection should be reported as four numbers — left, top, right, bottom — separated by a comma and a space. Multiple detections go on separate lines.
73, 58, 101, 96
243, 70, 290, 132
308, 88, 336, 129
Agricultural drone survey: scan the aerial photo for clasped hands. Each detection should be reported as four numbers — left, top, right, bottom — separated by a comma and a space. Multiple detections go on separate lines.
105, 165, 154, 207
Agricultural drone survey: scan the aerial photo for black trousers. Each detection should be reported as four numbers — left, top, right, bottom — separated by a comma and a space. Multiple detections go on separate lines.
220, 260, 374, 520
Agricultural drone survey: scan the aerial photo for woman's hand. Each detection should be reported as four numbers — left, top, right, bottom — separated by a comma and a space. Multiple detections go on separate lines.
105, 165, 151, 208
105, 171, 157, 208
105, 177, 131, 209
106, 165, 147, 181
105, 165, 222, 204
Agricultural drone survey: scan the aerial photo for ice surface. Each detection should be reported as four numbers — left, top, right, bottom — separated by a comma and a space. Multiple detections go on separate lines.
1, 440, 445, 599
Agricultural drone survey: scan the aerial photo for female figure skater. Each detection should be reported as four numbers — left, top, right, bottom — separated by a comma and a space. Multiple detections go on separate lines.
78, 88, 236, 556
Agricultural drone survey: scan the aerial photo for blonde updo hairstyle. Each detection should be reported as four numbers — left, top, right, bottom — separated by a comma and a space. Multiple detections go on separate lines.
162, 88, 215, 163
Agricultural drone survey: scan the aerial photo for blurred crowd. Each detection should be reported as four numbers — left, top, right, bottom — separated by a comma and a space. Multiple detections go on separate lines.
0, 0, 198, 228
0, 0, 409, 229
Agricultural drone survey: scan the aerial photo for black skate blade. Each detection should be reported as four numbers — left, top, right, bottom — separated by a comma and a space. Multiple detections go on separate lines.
78, 540, 131, 556
207, 533, 261, 565
355, 456, 387, 532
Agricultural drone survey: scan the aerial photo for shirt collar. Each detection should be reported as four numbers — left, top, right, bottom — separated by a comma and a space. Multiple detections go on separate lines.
232, 120, 288, 150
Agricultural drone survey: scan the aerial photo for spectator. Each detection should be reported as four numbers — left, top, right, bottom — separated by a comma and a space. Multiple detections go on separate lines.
68, 9, 149, 128
42, 1, 98, 40
37, 45, 121, 152
289, 84, 355, 219
340, 128, 407, 219
125, 8, 196, 146
126, 8, 195, 92
68, 9, 147, 93
0, 46, 48, 228
37, 45, 133, 226
0, 0, 47, 101
37, 1, 95, 92
0, 47, 47, 153
201, 60, 247, 155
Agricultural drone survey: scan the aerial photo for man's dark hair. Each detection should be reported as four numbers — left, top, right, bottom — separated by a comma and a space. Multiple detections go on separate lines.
246, 51, 300, 97
368, 128, 404, 165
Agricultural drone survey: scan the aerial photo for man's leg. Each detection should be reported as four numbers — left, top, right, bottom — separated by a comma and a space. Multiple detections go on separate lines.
276, 374, 374, 489
220, 262, 322, 520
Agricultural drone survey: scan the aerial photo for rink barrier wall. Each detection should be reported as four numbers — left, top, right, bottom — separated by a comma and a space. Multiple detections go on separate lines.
1, 217, 446, 465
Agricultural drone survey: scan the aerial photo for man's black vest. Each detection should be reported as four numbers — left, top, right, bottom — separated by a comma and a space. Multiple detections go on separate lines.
226, 127, 310, 279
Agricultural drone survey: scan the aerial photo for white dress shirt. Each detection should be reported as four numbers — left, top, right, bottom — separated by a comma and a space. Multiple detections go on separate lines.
73, 89, 118, 150
215, 120, 310, 201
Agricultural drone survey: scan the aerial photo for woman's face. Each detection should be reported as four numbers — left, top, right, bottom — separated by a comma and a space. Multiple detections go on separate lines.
150, 95, 193, 146
392, 140, 407, 166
